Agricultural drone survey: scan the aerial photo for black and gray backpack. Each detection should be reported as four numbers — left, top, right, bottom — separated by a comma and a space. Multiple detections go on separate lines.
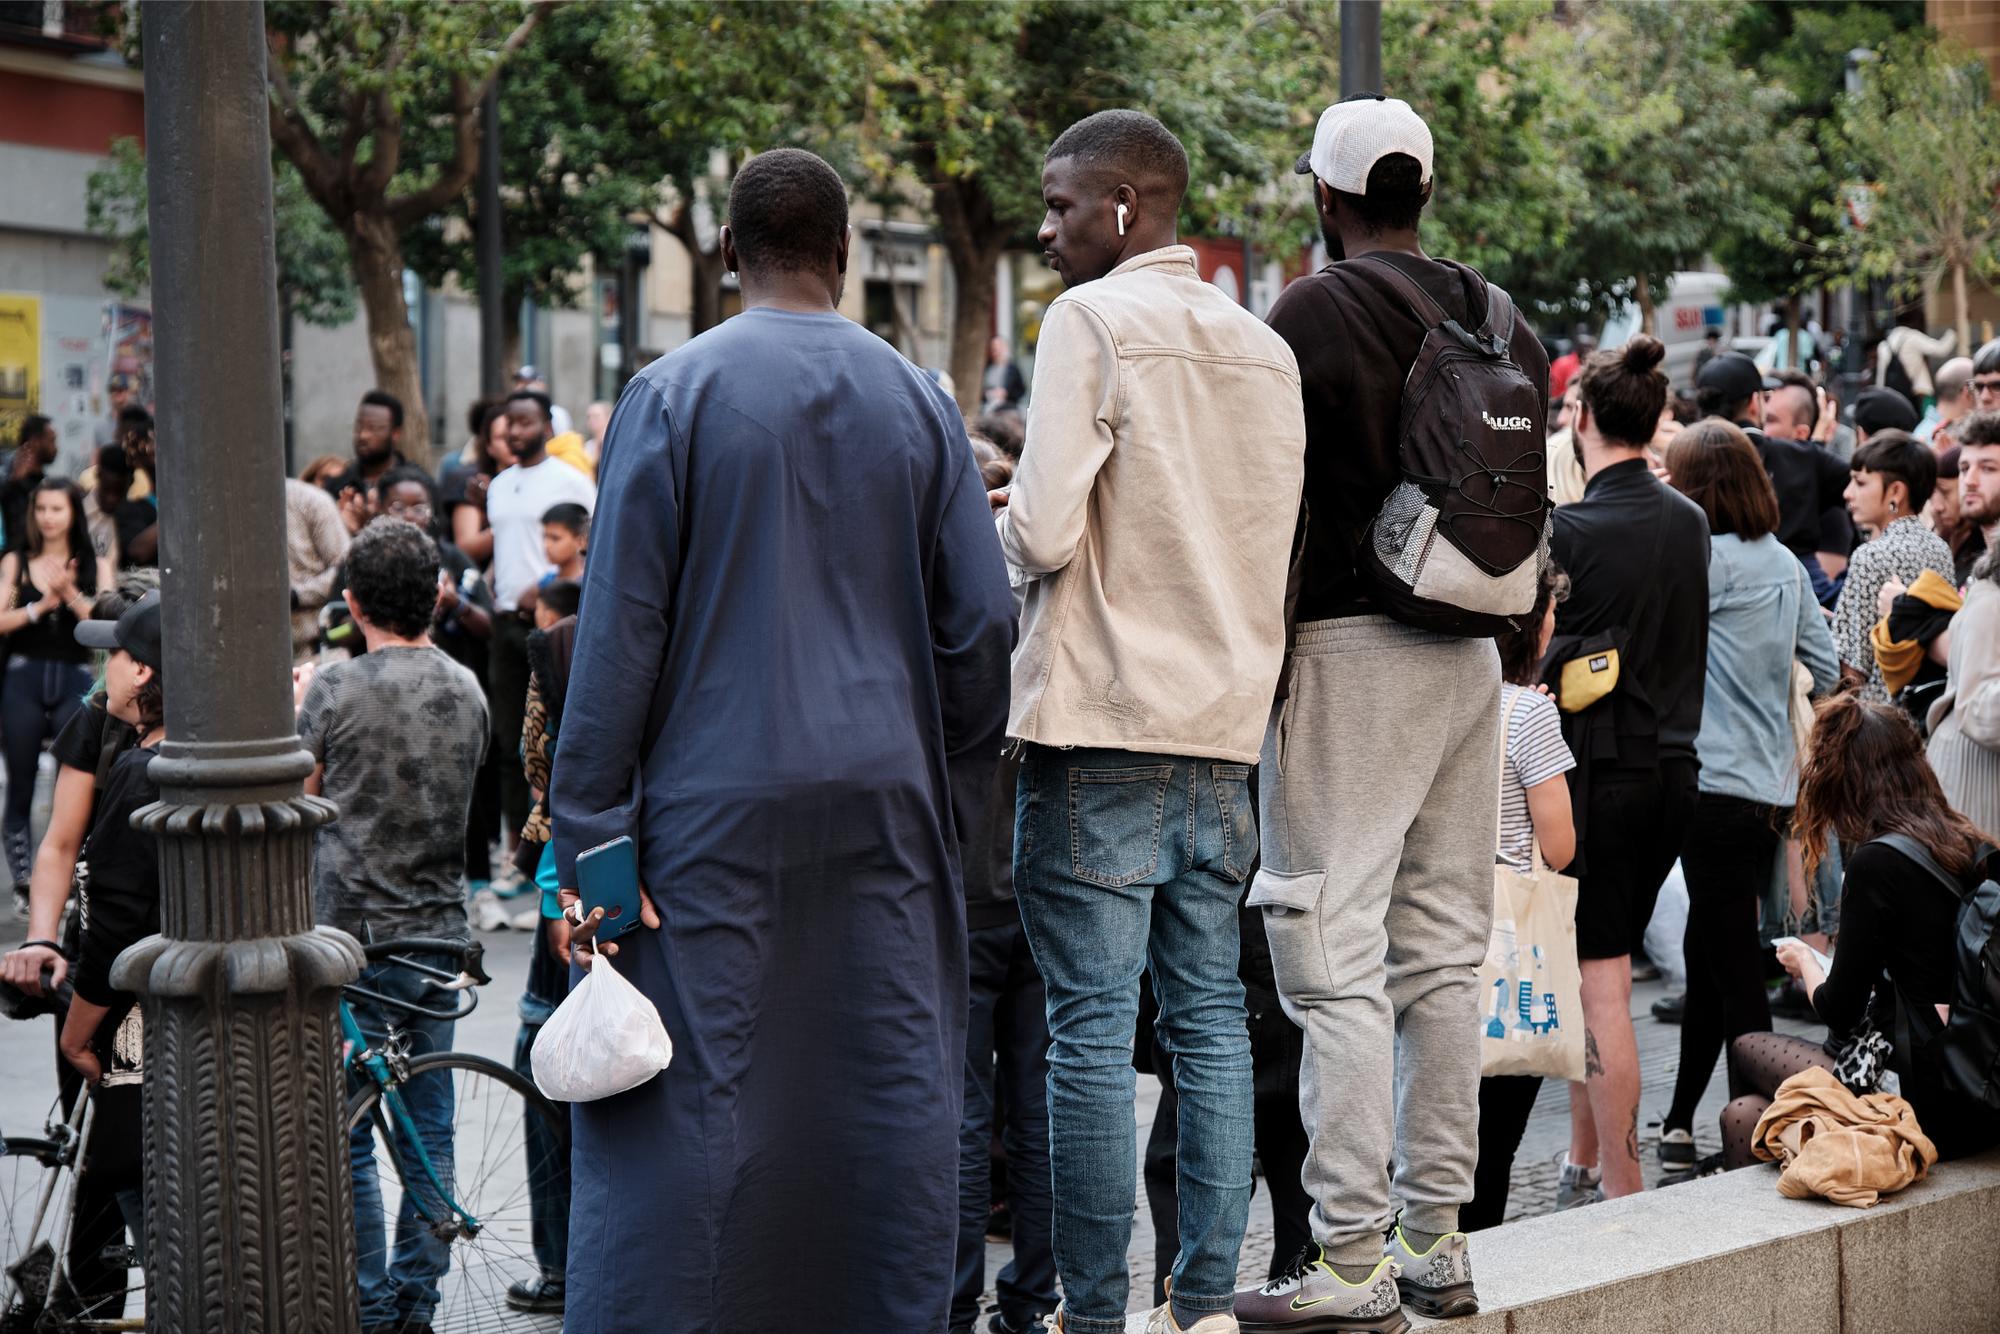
1877, 833, 2000, 1110
1351, 254, 1551, 637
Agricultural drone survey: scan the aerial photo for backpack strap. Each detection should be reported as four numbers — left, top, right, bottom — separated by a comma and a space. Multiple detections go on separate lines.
1349, 252, 1449, 327
1875, 832, 1971, 903
1480, 282, 1517, 345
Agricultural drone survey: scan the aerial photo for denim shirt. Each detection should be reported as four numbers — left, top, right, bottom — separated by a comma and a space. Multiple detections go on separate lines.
1696, 533, 1840, 805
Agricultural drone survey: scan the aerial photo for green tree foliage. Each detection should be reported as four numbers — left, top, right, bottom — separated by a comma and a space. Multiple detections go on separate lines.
85, 137, 357, 328
262, 0, 552, 453
1529, 1, 1811, 330
1824, 33, 2000, 352
399, 6, 676, 371
1715, 2, 1923, 363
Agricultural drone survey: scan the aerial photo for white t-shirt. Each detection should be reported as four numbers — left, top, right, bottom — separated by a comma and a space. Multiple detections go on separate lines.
486, 456, 595, 609
1499, 684, 1575, 872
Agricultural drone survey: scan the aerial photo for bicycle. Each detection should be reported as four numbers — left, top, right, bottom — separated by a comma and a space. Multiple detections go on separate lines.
342, 936, 568, 1334
3, 937, 567, 1334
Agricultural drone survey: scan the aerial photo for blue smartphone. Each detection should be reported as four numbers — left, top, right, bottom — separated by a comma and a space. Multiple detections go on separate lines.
576, 835, 643, 942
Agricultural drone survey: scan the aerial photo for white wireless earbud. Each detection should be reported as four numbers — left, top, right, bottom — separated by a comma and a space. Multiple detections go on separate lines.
1116, 203, 1128, 237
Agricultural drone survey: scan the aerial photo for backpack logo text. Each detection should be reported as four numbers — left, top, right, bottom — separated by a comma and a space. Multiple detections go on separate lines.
1481, 412, 1534, 432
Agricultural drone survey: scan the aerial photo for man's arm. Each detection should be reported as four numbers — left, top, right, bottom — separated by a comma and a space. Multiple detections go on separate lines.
930, 437, 1017, 843
550, 381, 680, 885
296, 487, 351, 611
995, 299, 1119, 577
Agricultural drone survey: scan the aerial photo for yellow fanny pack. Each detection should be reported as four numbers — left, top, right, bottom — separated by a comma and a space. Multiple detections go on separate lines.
1557, 641, 1620, 714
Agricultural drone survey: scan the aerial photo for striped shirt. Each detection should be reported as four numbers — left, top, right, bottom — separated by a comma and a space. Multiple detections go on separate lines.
1832, 517, 1955, 703
1499, 684, 1576, 872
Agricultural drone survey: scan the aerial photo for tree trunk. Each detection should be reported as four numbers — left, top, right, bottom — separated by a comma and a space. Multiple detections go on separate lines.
690, 244, 727, 338
346, 212, 430, 456
1784, 294, 1802, 370
1634, 273, 1655, 337
1953, 259, 1971, 361
947, 244, 1000, 419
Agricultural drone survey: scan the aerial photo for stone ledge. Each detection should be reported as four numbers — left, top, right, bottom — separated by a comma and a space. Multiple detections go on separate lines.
1420, 1149, 2000, 1333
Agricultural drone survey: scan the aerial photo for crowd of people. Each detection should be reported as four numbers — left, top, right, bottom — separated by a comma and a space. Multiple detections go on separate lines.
3, 87, 2000, 1334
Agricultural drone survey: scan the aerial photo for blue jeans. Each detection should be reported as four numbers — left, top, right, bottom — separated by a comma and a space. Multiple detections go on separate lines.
348, 953, 458, 1327
512, 1018, 572, 1279
952, 919, 1058, 1332
1014, 746, 1255, 1333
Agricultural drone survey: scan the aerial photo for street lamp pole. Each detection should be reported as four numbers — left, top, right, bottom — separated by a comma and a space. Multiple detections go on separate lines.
1340, 0, 1382, 97
479, 81, 506, 400
118, 4, 364, 1330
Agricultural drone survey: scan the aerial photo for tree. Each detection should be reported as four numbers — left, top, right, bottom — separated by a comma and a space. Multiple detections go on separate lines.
1531, 1, 1809, 332
1717, 2, 1924, 368
611, 0, 862, 340
400, 6, 700, 371
1825, 32, 2000, 352
85, 136, 358, 328
859, 1, 1276, 414
262, 0, 551, 454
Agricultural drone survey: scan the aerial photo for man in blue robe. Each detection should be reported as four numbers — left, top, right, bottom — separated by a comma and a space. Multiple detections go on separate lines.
551, 148, 1014, 1334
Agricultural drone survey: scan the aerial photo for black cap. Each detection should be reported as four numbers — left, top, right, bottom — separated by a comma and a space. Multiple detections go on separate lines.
1695, 352, 1768, 403
1852, 386, 1920, 436
75, 589, 161, 668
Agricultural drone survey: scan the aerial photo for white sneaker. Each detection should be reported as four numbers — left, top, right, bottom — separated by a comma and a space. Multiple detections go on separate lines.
510, 905, 543, 931
471, 888, 511, 932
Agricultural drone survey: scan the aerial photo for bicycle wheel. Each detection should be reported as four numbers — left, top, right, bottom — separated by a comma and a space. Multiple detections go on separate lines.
1, 1133, 144, 1334
345, 1052, 567, 1334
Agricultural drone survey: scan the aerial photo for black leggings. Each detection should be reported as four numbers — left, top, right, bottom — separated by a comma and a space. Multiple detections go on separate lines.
1465, 1074, 1542, 1231
1719, 1032, 1835, 1169
1667, 794, 1780, 1133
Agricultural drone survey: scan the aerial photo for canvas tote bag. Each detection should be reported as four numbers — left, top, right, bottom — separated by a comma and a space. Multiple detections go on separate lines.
1479, 706, 1588, 1081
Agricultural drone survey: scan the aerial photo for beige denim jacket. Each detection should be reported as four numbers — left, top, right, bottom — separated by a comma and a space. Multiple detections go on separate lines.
997, 245, 1306, 762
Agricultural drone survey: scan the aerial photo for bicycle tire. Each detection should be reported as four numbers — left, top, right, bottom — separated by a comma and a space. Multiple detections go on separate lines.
344, 1052, 567, 1334
2, 1137, 143, 1334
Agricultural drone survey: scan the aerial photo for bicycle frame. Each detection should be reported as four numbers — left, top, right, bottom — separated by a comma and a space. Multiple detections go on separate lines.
338, 997, 483, 1243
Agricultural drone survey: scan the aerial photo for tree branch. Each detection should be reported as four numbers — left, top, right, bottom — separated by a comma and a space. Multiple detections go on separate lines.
265, 37, 343, 215
385, 2, 554, 230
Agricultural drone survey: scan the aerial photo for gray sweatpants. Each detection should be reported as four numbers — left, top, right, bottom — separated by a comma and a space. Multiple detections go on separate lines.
1254, 616, 1500, 1264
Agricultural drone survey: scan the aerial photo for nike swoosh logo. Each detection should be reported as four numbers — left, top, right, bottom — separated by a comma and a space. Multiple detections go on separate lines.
1290, 1294, 1341, 1311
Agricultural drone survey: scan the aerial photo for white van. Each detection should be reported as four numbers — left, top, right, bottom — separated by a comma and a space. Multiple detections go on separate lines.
1598, 271, 1740, 390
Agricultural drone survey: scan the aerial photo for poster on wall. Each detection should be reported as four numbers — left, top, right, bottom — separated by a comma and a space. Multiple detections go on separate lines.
0, 292, 41, 444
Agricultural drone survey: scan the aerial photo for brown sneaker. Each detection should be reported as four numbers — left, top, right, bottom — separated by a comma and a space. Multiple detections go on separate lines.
1233, 1247, 1410, 1333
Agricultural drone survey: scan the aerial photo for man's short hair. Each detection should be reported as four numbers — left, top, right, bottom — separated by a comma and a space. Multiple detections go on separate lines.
1334, 153, 1429, 235
974, 409, 1026, 460
541, 502, 589, 537
117, 406, 153, 437
506, 388, 553, 423
1769, 371, 1819, 432
17, 414, 50, 445
360, 389, 404, 431
1046, 110, 1190, 208
1851, 429, 1938, 512
1957, 409, 2000, 449
96, 444, 131, 476
1974, 338, 2000, 378
539, 579, 582, 622
725, 147, 849, 275
1937, 357, 1976, 402
345, 518, 440, 639
1695, 386, 1748, 421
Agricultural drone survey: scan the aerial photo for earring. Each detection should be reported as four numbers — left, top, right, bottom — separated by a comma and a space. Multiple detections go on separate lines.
1890, 499, 1899, 514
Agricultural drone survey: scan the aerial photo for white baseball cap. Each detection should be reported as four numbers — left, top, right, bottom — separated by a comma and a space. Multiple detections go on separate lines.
1293, 95, 1434, 194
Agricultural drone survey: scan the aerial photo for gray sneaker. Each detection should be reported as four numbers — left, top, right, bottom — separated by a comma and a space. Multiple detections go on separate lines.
1233, 1247, 1409, 1333
1554, 1153, 1602, 1210
1385, 1224, 1477, 1319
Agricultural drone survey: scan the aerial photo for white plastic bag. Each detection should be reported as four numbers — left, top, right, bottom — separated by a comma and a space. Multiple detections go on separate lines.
530, 958, 673, 1102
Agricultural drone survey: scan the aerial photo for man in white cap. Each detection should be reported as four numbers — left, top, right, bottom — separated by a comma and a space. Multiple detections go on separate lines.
1235, 94, 1548, 1330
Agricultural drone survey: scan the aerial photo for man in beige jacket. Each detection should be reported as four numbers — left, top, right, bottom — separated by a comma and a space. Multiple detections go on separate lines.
994, 109, 1305, 1334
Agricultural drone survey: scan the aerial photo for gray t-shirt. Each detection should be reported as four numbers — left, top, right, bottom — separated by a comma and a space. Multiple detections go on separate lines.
299, 646, 489, 944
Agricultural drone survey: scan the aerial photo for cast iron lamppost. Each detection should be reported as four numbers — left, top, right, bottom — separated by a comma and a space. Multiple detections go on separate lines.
114, 3, 365, 1328
1340, 0, 1382, 96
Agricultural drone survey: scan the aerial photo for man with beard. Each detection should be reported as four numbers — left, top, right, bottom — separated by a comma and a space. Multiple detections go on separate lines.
1235, 94, 1548, 1331
351, 390, 408, 490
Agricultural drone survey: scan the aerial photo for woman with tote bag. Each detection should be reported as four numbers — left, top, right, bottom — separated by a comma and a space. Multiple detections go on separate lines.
1465, 565, 1580, 1230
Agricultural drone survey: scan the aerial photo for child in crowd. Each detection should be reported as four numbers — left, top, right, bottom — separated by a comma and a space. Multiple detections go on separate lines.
540, 504, 588, 587
534, 579, 580, 632
1465, 565, 1577, 1230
